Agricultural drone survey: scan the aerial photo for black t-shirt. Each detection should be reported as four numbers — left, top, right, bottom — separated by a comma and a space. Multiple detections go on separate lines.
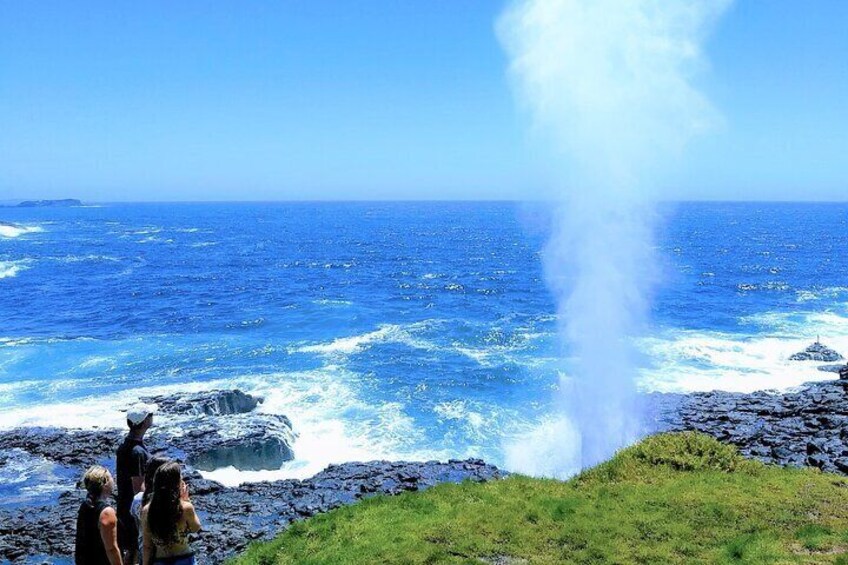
116, 436, 150, 514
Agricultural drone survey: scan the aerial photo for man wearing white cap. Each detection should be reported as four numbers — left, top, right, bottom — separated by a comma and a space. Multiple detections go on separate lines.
116, 402, 156, 564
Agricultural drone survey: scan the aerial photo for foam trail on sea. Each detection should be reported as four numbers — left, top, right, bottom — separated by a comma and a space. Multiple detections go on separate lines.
290, 323, 436, 357
498, 0, 732, 477
0, 224, 43, 238
0, 260, 30, 279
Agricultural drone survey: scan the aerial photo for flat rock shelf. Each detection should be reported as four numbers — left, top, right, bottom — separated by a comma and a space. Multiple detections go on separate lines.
653, 378, 848, 473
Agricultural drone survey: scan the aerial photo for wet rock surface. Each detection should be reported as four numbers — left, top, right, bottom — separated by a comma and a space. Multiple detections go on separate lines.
0, 413, 295, 474
0, 389, 504, 563
789, 341, 844, 362
169, 413, 296, 471
143, 389, 260, 416
652, 379, 848, 473
817, 363, 847, 373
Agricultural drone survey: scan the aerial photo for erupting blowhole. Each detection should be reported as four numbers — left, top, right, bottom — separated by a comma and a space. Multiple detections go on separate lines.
498, 0, 732, 476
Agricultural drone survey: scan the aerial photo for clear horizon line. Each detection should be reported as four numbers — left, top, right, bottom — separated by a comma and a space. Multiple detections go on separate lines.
3, 198, 848, 205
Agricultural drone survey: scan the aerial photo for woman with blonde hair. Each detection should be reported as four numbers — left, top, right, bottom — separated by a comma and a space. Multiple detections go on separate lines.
75, 465, 122, 565
141, 461, 201, 565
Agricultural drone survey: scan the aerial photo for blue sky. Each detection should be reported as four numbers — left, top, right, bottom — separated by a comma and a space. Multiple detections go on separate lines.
1, 1, 846, 201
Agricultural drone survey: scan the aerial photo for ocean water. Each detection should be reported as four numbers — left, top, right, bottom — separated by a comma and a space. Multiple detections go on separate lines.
2, 202, 848, 489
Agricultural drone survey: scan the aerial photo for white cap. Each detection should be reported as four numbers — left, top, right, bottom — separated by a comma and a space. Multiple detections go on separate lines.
127, 403, 158, 426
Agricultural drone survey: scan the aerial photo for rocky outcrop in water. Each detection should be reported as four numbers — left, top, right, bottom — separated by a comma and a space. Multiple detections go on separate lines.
0, 389, 505, 563
789, 341, 843, 362
143, 389, 260, 416
0, 391, 295, 474
177, 413, 295, 471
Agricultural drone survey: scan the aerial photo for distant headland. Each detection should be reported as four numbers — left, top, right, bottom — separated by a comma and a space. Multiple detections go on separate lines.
3, 198, 82, 208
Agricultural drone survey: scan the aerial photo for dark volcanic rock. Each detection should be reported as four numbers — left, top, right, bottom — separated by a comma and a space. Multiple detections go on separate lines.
176, 413, 295, 471
0, 419, 295, 475
144, 389, 260, 416
652, 379, 848, 474
0, 427, 122, 467
790, 341, 843, 362
0, 456, 504, 563
0, 388, 504, 563
0, 414, 295, 477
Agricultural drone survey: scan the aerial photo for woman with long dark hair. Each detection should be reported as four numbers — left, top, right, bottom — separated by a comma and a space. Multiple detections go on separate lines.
141, 461, 201, 565
131, 456, 168, 563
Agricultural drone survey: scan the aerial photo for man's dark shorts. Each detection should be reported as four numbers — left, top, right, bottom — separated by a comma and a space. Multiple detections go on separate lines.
118, 508, 138, 553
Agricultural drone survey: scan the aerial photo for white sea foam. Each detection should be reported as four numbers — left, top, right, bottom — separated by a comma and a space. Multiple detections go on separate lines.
0, 224, 43, 238
0, 335, 97, 348
45, 254, 121, 264
0, 448, 71, 505
292, 323, 434, 356
742, 309, 848, 336
138, 236, 174, 244
455, 328, 552, 364
129, 227, 162, 235
433, 400, 488, 440
796, 287, 848, 303
638, 329, 848, 394
0, 260, 29, 279
312, 298, 353, 306
0, 368, 445, 486
504, 416, 582, 480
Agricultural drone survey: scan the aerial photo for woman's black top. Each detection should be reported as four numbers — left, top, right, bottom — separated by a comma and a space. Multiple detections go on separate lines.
75, 497, 111, 565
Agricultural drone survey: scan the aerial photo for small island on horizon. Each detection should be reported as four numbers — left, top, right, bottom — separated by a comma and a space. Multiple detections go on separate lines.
2, 199, 83, 208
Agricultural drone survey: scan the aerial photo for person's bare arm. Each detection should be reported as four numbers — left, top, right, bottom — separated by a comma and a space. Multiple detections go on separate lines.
182, 501, 202, 533
98, 507, 123, 565
141, 506, 154, 565
131, 475, 145, 494
179, 481, 202, 533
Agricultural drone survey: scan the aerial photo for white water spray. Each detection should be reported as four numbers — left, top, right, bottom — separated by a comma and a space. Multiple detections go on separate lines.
499, 0, 732, 477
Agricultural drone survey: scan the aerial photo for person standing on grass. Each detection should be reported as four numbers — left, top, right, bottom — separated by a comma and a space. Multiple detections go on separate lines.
75, 465, 122, 565
117, 403, 157, 564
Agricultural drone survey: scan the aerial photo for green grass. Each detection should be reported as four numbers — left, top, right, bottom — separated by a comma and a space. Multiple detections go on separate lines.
230, 433, 848, 564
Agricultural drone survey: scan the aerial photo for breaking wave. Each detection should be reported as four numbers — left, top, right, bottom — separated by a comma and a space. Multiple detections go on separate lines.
292, 323, 434, 356
0, 224, 43, 238
0, 260, 30, 279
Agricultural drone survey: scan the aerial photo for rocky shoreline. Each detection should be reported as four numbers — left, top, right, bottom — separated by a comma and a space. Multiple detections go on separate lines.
5, 354, 848, 563
653, 376, 848, 474
0, 390, 504, 563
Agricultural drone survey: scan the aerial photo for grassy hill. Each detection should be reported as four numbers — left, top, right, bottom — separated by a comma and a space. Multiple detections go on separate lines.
231, 433, 848, 564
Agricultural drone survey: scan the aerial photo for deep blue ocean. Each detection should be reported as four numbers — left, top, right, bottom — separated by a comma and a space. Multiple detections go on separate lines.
2, 202, 848, 494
